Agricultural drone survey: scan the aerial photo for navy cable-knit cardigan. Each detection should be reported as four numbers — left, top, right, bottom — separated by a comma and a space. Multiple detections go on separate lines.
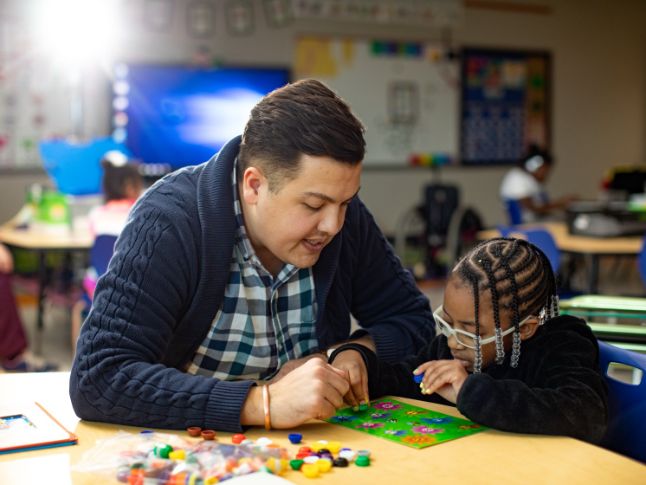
69, 136, 434, 432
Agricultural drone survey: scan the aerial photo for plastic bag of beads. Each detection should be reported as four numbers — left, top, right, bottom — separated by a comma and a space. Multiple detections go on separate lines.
72, 429, 291, 483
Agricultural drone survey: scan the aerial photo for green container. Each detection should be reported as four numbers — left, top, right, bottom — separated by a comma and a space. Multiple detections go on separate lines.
35, 191, 70, 226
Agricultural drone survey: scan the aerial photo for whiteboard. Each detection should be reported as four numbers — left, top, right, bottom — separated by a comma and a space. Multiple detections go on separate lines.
294, 36, 459, 166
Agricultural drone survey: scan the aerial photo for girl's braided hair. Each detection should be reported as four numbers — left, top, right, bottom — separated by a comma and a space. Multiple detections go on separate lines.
452, 237, 559, 372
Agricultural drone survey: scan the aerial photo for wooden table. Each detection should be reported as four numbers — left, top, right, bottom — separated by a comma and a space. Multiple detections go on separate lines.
0, 224, 93, 334
478, 222, 643, 293
0, 373, 644, 484
0, 224, 94, 251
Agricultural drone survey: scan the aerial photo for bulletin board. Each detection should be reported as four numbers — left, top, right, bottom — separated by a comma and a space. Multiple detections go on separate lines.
294, 36, 460, 167
0, 6, 75, 170
460, 47, 551, 165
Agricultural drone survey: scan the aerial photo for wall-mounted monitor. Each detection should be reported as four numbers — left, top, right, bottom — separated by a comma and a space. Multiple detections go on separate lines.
112, 64, 290, 168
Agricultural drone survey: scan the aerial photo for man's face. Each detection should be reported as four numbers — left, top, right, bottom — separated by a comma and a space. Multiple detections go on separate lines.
240, 154, 362, 275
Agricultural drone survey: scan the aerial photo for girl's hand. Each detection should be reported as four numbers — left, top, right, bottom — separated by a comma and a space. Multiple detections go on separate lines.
413, 359, 469, 404
329, 349, 369, 409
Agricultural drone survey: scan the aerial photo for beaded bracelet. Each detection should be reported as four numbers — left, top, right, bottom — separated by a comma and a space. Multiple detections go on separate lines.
262, 384, 271, 431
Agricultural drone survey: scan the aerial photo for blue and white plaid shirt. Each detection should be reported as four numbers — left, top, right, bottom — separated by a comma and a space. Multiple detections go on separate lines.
187, 162, 319, 380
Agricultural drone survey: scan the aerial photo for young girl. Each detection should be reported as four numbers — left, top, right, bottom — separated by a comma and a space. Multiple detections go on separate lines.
329, 238, 608, 443
71, 152, 142, 348
87, 152, 143, 240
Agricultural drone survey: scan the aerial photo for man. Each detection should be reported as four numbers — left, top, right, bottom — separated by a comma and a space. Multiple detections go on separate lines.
70, 79, 434, 432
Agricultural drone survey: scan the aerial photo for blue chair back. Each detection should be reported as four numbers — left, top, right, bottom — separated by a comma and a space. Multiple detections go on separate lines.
496, 225, 511, 237
503, 198, 523, 226
512, 228, 561, 274
597, 340, 646, 463
638, 237, 646, 288
90, 234, 118, 276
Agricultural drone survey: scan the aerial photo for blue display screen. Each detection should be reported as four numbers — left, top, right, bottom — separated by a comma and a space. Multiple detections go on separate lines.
113, 65, 290, 168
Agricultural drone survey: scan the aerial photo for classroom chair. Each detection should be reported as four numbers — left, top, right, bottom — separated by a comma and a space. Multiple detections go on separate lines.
90, 235, 117, 277
597, 340, 646, 463
503, 198, 523, 226
505, 227, 560, 274
444, 206, 484, 269
423, 183, 460, 277
637, 236, 646, 289
82, 234, 118, 301
498, 226, 582, 296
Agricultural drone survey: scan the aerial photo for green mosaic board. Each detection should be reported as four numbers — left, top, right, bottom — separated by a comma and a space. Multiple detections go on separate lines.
326, 398, 487, 449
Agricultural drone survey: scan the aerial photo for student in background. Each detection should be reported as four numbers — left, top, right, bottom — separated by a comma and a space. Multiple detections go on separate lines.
0, 243, 57, 371
70, 79, 434, 432
329, 238, 608, 443
87, 152, 143, 240
70, 153, 142, 348
499, 145, 576, 223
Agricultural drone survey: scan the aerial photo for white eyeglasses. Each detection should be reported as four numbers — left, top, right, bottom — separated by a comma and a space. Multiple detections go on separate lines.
432, 305, 533, 350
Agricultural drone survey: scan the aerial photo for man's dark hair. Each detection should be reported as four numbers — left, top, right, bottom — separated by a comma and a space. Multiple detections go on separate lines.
238, 79, 366, 191
452, 237, 559, 372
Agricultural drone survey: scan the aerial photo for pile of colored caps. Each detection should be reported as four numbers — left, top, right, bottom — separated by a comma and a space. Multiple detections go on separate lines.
115, 431, 290, 484
113, 430, 373, 483
187, 426, 216, 440
289, 439, 371, 479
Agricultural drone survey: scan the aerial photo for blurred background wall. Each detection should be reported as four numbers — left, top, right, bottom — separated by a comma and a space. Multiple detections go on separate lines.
0, 0, 644, 234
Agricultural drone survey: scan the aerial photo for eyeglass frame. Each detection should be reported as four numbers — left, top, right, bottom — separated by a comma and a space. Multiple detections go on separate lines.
432, 304, 534, 350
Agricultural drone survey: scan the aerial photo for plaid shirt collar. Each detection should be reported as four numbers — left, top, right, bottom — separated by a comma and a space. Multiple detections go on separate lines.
185, 161, 319, 380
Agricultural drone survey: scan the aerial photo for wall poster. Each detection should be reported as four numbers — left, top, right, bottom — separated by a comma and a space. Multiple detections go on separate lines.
460, 47, 551, 166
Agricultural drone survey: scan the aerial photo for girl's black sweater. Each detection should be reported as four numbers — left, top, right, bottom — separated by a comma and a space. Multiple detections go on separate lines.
331, 316, 608, 443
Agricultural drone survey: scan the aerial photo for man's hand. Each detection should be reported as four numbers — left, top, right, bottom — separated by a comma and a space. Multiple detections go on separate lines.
241, 358, 350, 429
328, 349, 369, 408
268, 352, 326, 383
0, 244, 13, 274
414, 359, 469, 404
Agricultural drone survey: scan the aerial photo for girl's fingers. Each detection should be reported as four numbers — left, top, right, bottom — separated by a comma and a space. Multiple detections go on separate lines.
421, 361, 457, 394
425, 369, 454, 395
413, 361, 433, 375
420, 361, 446, 387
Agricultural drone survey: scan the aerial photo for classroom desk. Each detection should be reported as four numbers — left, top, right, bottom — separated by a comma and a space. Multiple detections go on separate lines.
477, 222, 643, 293
0, 372, 644, 484
0, 224, 93, 333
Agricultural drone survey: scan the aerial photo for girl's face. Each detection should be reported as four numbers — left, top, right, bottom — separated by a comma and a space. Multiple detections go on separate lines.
438, 277, 539, 372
